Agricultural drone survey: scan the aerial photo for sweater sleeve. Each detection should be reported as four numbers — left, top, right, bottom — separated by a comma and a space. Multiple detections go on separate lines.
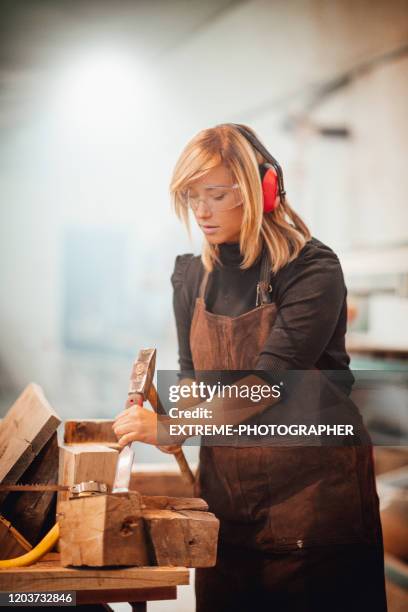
171, 254, 196, 376
256, 248, 347, 373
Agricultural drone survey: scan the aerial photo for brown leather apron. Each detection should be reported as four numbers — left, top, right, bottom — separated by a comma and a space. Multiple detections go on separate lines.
189, 249, 387, 611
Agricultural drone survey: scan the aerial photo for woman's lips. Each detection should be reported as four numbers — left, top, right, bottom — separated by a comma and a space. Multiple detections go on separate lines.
201, 225, 219, 235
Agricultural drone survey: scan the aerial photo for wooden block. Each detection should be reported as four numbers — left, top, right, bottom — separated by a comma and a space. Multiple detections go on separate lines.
143, 508, 219, 568
1, 433, 59, 544
58, 491, 219, 569
64, 419, 119, 449
58, 492, 149, 567
0, 515, 32, 560
0, 384, 61, 500
131, 463, 195, 498
58, 444, 118, 503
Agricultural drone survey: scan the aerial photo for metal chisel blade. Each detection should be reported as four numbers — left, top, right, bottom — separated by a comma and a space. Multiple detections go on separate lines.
111, 443, 135, 494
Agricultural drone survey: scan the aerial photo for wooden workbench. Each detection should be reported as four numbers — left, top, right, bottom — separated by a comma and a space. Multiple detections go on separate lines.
0, 553, 190, 610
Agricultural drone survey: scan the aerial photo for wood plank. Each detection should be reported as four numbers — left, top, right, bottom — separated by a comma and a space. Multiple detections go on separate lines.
141, 495, 208, 512
64, 419, 119, 448
0, 563, 190, 592
131, 464, 195, 498
374, 447, 408, 476
76, 587, 177, 604
58, 444, 118, 503
0, 515, 32, 559
143, 508, 219, 568
385, 580, 408, 612
384, 553, 408, 611
59, 493, 149, 567
0, 384, 61, 500
0, 433, 59, 544
379, 468, 408, 561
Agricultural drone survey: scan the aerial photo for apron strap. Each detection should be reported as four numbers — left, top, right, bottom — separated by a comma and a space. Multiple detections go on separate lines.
256, 247, 273, 306
198, 246, 272, 306
199, 269, 209, 300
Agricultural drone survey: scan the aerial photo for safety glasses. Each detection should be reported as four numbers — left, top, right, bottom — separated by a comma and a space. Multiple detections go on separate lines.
180, 183, 242, 212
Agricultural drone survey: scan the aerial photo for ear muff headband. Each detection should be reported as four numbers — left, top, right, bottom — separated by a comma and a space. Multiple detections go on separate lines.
228, 123, 286, 213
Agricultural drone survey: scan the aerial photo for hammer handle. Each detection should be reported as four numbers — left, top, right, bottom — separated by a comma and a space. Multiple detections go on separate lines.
172, 447, 195, 485
147, 384, 195, 485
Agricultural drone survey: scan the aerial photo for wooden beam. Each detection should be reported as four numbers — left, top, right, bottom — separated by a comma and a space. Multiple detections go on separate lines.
143, 508, 219, 568
58, 493, 149, 567
0, 433, 59, 545
0, 384, 61, 501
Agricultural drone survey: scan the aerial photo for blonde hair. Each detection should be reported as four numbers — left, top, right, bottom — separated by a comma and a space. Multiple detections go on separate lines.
170, 123, 311, 273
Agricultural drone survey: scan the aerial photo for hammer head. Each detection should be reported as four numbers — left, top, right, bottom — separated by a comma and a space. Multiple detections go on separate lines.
128, 348, 156, 398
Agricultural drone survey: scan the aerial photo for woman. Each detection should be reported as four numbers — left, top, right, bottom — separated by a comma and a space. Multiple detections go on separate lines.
114, 124, 387, 611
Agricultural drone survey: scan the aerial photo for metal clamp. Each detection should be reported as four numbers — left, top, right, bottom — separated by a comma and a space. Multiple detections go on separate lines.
69, 481, 108, 498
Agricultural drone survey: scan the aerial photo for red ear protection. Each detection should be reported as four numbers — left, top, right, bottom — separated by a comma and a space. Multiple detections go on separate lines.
225, 123, 286, 213
259, 163, 279, 213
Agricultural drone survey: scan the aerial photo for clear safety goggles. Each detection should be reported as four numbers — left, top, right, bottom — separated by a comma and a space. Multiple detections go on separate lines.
180, 183, 242, 212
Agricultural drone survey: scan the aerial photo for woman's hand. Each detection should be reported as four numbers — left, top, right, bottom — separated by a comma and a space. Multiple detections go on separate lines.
113, 403, 159, 448
113, 401, 183, 455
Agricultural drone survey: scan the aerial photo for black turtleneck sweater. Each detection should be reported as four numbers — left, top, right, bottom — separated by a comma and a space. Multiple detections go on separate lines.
171, 237, 354, 392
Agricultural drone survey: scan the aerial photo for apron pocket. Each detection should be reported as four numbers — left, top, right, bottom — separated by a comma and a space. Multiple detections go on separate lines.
197, 446, 271, 522
256, 446, 367, 551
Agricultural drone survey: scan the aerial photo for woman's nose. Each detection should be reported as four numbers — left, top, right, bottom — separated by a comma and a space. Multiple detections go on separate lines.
195, 199, 212, 218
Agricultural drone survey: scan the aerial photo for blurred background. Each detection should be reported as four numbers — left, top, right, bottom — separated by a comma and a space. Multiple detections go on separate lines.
0, 1, 407, 608
1, 0, 407, 426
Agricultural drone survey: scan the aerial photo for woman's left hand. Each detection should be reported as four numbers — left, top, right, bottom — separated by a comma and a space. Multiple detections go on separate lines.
113, 403, 158, 447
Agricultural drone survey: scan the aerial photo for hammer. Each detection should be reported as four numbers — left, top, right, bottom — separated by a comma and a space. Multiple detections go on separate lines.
112, 348, 194, 494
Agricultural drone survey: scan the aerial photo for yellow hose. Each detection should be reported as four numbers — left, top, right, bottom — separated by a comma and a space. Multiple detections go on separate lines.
0, 523, 60, 568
